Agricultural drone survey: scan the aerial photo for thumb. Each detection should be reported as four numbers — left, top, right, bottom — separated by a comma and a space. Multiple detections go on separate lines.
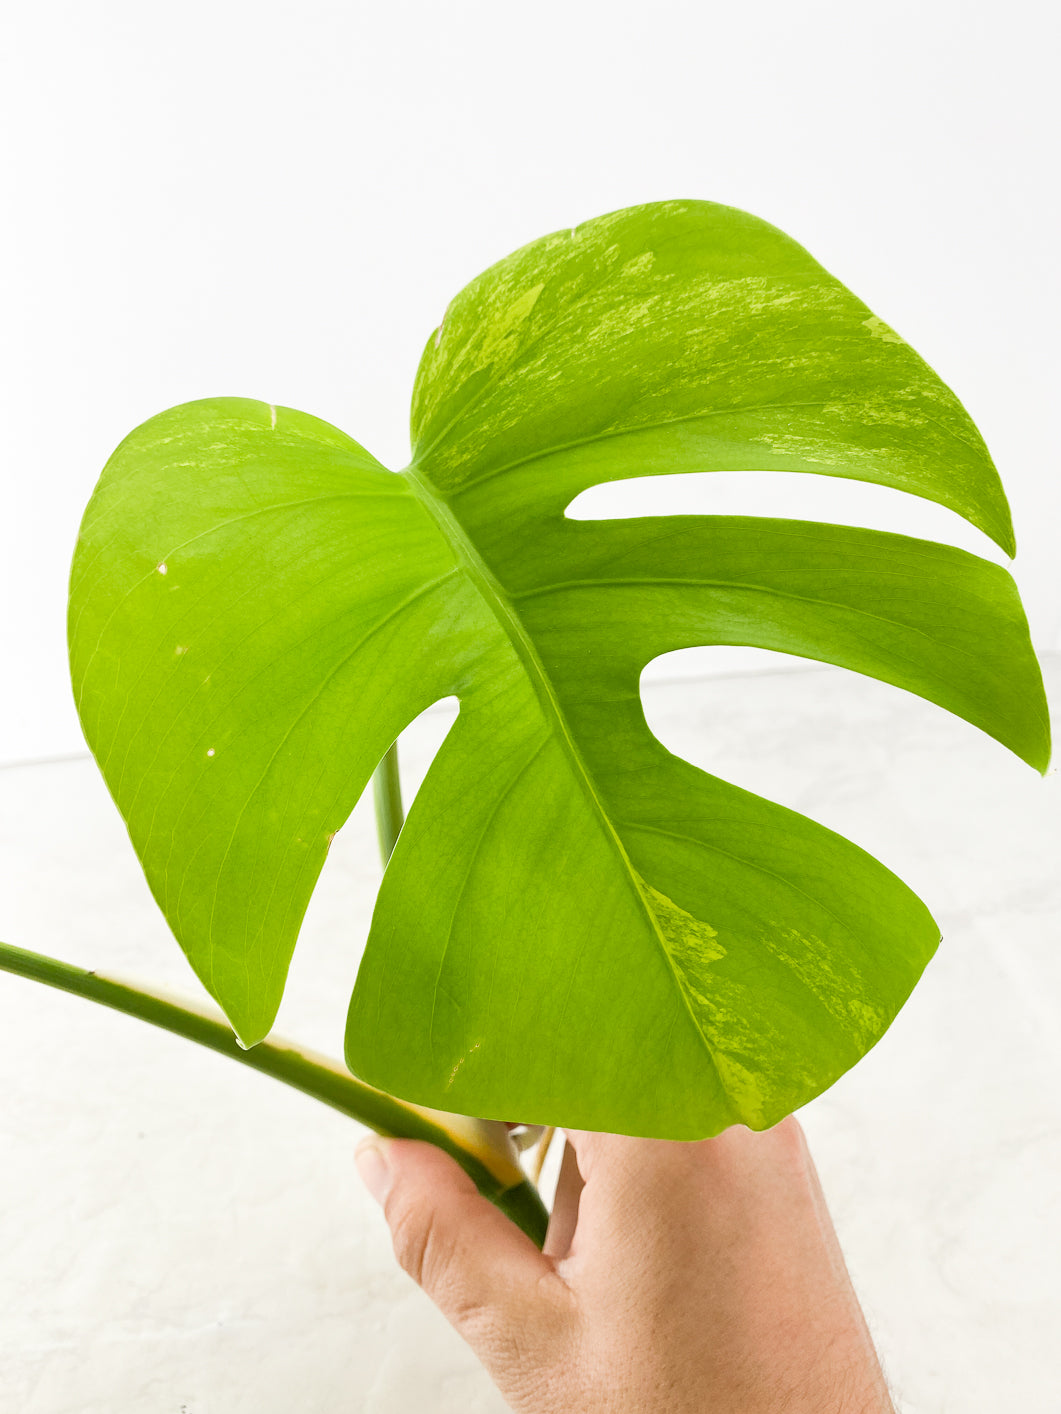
356, 1137, 574, 1368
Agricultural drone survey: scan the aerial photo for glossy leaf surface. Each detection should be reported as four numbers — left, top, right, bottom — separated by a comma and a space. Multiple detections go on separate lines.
70, 200, 1050, 1136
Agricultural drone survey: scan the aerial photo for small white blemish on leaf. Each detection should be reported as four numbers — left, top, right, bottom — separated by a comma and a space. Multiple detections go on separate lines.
157, 563, 168, 575
175, 645, 187, 656
206, 747, 215, 758
269, 404, 277, 430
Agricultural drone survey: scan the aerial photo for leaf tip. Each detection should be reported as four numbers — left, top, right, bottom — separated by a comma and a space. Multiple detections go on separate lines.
232, 1019, 270, 1051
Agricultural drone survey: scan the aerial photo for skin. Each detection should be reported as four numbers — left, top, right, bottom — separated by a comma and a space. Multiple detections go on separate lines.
356, 1116, 895, 1413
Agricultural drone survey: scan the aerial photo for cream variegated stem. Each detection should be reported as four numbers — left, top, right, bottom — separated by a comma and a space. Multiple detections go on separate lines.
0, 940, 548, 1245
530, 1126, 556, 1185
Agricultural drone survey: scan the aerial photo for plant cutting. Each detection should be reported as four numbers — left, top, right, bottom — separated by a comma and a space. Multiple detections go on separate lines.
1, 199, 1050, 1248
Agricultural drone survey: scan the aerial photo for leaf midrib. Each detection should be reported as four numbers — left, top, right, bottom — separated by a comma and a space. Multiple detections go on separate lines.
510, 573, 984, 666
403, 466, 725, 1080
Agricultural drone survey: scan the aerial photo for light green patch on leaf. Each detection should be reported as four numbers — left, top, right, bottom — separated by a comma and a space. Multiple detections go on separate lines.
863, 314, 905, 344
636, 874, 726, 1006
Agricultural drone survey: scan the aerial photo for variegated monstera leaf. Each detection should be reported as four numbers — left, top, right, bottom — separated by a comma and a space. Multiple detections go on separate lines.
70, 200, 1049, 1136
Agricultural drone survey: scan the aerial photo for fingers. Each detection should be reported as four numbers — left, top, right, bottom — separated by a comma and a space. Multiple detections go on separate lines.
356, 1137, 575, 1377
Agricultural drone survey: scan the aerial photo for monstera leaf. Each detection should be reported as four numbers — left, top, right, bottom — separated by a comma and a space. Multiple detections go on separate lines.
69, 200, 1049, 1137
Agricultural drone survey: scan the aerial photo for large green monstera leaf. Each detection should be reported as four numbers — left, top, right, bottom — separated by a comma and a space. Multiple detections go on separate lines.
70, 200, 1049, 1137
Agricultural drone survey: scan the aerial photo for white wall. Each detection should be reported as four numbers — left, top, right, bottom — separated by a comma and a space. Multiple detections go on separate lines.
3, 0, 1057, 762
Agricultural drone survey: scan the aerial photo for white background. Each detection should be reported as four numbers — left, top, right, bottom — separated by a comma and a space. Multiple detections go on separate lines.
1, 0, 1058, 763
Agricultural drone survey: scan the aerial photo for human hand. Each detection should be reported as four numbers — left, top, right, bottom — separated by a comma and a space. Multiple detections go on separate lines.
355, 1117, 894, 1413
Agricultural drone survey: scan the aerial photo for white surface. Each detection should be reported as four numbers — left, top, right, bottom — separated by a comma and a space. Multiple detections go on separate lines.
1, 660, 1058, 1412
2, 0, 1059, 760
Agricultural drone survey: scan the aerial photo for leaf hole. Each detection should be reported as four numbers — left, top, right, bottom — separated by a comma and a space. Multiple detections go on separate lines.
565, 470, 1005, 561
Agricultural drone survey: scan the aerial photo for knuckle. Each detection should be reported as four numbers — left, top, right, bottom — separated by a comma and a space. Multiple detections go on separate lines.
387, 1199, 441, 1288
